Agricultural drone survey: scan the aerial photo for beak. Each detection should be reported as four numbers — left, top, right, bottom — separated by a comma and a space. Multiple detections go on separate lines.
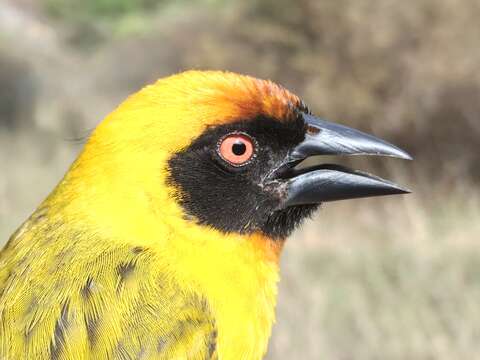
273, 114, 412, 208
291, 114, 412, 161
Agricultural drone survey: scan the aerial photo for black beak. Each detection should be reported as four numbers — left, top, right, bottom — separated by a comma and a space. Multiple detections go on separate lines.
273, 114, 412, 208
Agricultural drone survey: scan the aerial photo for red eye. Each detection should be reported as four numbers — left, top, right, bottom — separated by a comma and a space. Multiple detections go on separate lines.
217, 133, 255, 166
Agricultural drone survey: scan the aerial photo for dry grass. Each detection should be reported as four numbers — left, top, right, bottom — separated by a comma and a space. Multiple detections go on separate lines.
267, 188, 480, 359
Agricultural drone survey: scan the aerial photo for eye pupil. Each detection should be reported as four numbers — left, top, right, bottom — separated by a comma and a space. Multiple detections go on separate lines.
232, 142, 246, 156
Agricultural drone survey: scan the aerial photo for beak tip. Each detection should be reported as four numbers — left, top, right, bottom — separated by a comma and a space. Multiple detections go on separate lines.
396, 149, 413, 161
377, 144, 413, 161
375, 178, 412, 196
369, 180, 412, 198
393, 187, 412, 195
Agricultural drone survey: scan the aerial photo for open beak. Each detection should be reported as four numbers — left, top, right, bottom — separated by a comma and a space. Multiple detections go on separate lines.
273, 114, 412, 208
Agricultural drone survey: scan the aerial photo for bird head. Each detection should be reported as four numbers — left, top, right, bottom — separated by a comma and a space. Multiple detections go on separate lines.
44, 71, 412, 358
71, 71, 411, 242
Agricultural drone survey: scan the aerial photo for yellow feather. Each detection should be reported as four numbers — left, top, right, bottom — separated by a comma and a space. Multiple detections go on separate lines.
0, 71, 289, 359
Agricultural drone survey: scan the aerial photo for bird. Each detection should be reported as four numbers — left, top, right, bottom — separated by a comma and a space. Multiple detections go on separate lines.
0, 70, 411, 360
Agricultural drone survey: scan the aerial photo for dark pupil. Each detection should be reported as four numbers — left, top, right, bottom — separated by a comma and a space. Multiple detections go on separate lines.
232, 141, 246, 156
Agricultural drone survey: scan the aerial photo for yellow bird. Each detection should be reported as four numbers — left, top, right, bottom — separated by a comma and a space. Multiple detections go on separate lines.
0, 71, 411, 359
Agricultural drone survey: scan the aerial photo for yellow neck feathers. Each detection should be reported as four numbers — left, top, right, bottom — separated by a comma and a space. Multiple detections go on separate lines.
45, 71, 286, 358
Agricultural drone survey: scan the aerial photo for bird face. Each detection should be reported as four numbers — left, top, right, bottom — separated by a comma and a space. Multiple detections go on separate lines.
82, 71, 410, 241
162, 72, 411, 239
168, 113, 312, 239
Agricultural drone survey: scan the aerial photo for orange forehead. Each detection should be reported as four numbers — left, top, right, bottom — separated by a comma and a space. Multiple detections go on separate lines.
91, 71, 307, 155
149, 70, 305, 123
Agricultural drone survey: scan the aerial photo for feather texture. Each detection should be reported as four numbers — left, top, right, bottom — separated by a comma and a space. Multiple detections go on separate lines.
0, 71, 287, 359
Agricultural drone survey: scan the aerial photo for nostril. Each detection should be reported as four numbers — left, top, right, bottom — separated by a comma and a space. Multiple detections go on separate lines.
306, 124, 321, 135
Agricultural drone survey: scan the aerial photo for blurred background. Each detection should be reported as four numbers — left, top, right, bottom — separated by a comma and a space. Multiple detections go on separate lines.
1, 0, 480, 358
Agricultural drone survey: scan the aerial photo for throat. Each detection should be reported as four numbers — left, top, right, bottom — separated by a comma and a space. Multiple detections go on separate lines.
166, 226, 282, 357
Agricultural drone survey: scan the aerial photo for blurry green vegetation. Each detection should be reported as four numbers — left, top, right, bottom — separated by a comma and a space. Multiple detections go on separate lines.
44, 0, 229, 42
46, 0, 161, 20
44, 0, 165, 44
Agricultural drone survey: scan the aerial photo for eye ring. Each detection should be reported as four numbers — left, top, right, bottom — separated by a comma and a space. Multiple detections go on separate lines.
216, 132, 257, 167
